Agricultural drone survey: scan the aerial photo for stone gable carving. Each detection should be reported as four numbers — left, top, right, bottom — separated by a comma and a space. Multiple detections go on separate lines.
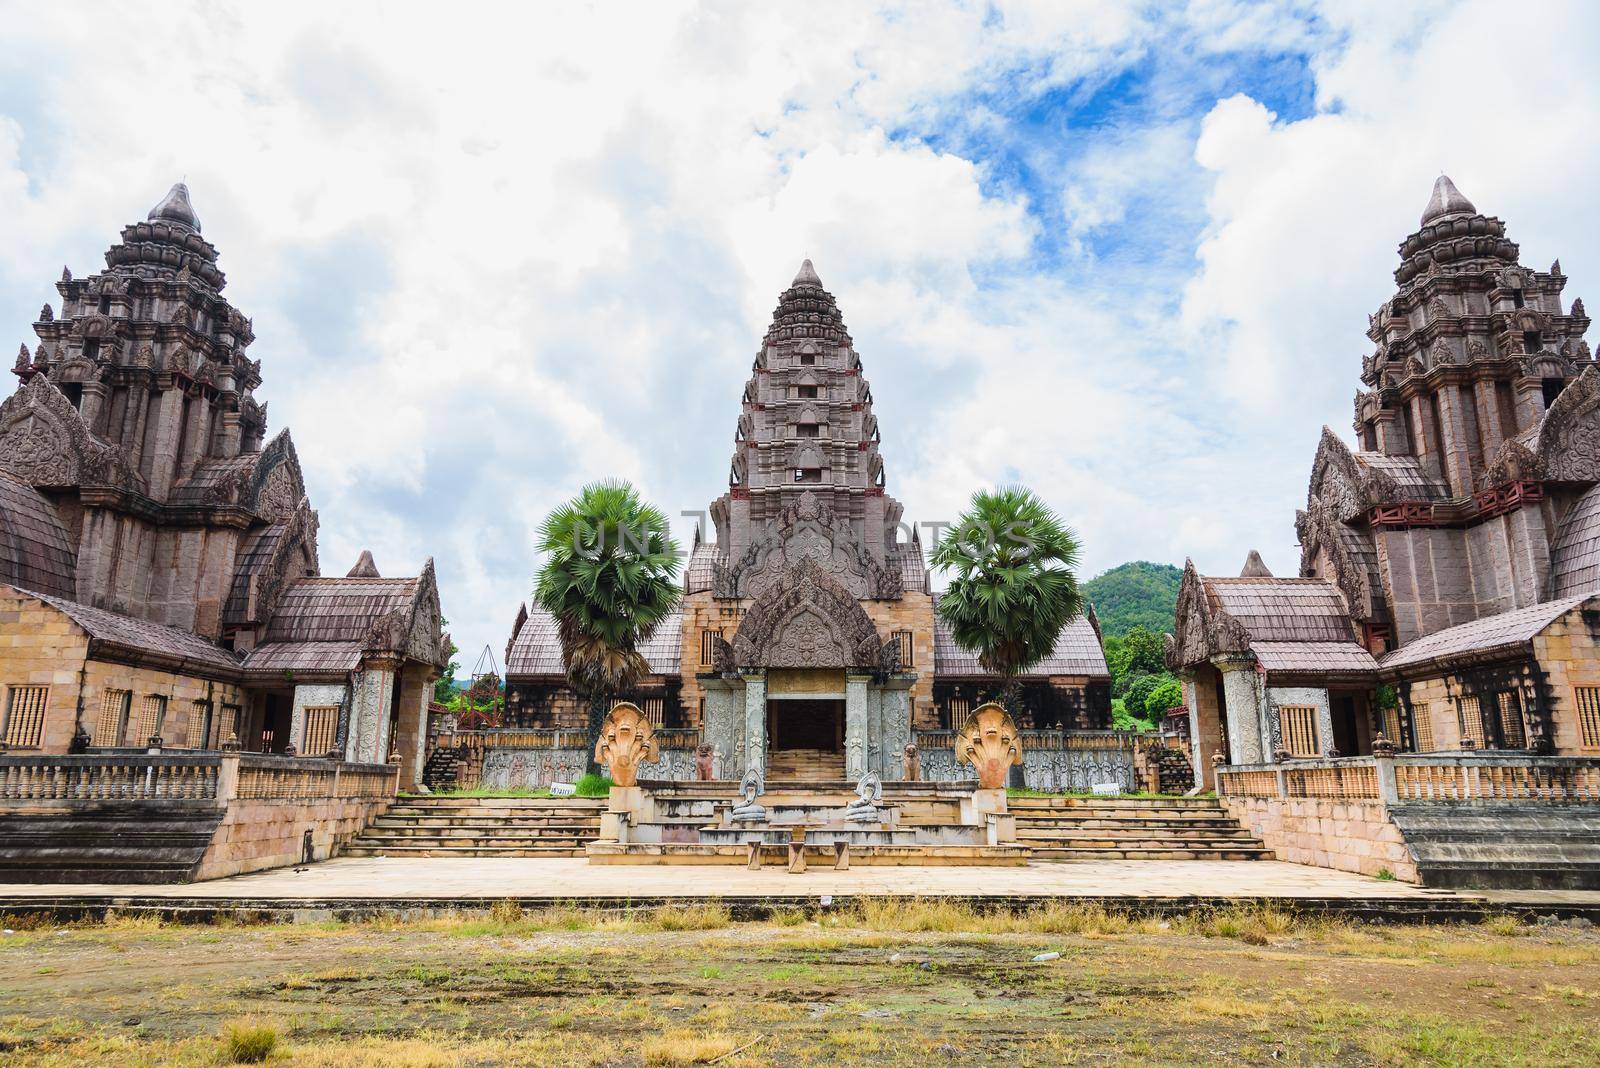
730, 556, 883, 669
247, 430, 307, 521
401, 558, 449, 668
1485, 364, 1600, 485
0, 375, 136, 490
1166, 559, 1252, 670
1295, 499, 1383, 622
715, 490, 901, 600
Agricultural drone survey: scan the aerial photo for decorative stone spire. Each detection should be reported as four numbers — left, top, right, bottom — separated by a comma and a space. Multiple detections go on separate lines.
1240, 550, 1273, 577
1419, 174, 1476, 225
147, 181, 201, 232
792, 258, 822, 287
346, 550, 381, 578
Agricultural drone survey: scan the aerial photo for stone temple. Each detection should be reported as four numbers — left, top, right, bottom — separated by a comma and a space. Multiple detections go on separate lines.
0, 184, 447, 790
505, 260, 1111, 782
1171, 177, 1600, 781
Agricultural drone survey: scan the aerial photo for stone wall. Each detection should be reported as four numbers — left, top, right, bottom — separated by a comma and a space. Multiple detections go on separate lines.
916, 736, 1136, 792
1224, 796, 1419, 882
1534, 607, 1600, 754
194, 793, 392, 880
1265, 686, 1333, 756
82, 660, 248, 750
0, 589, 90, 751
478, 745, 702, 789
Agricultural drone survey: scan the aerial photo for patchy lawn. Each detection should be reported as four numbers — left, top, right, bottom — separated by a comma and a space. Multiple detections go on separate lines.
1, 902, 1597, 1066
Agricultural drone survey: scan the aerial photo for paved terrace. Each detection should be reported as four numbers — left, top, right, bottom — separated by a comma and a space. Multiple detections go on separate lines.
3, 858, 1597, 920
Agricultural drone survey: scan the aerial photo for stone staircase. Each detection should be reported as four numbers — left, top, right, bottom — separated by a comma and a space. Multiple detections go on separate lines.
1010, 795, 1272, 861
766, 748, 845, 782
341, 797, 605, 858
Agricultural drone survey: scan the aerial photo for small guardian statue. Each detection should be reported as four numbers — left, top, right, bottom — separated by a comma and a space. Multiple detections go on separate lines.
844, 771, 883, 823
730, 767, 767, 822
694, 743, 715, 781
902, 742, 921, 782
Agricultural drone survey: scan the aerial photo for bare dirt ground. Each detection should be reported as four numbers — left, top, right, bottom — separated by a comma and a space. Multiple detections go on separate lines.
1, 902, 1598, 1066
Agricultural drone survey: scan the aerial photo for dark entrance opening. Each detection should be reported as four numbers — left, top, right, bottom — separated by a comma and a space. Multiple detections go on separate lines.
1330, 692, 1372, 757
767, 698, 844, 751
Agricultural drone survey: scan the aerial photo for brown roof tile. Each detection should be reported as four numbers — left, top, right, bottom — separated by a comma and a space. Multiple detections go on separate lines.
1203, 577, 1356, 644
1550, 484, 1600, 599
0, 473, 78, 600
933, 605, 1108, 678
1379, 595, 1597, 672
507, 605, 682, 678
14, 585, 241, 677
242, 640, 364, 679
1252, 641, 1379, 675
265, 577, 418, 644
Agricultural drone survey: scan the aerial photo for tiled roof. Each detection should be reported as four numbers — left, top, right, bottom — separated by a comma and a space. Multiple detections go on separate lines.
0, 473, 77, 600
1204, 578, 1356, 644
1550, 484, 1600, 598
890, 544, 929, 593
265, 577, 418, 643
1354, 452, 1451, 500
242, 640, 364, 678
1252, 641, 1379, 675
506, 604, 683, 678
169, 453, 257, 506
17, 586, 241, 677
933, 607, 1108, 678
1379, 595, 1596, 672
684, 542, 726, 594
224, 522, 287, 624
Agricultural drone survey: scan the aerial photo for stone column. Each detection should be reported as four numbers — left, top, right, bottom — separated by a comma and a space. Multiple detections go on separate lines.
347, 662, 397, 764
1472, 378, 1505, 458
393, 664, 433, 790
1373, 408, 1408, 455
1216, 657, 1265, 765
844, 672, 871, 778
145, 386, 188, 499
1513, 380, 1545, 440
878, 684, 912, 780
741, 669, 766, 781
1407, 393, 1444, 484
1433, 383, 1477, 494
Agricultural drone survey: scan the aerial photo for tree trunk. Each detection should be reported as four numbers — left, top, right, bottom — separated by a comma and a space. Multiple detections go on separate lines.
585, 692, 608, 777
1001, 673, 1026, 790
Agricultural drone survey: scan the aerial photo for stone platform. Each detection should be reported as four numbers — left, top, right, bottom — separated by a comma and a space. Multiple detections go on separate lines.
6, 858, 1600, 923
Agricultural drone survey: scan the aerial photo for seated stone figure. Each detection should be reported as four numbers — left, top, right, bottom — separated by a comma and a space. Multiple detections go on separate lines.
844, 771, 882, 823
730, 768, 767, 822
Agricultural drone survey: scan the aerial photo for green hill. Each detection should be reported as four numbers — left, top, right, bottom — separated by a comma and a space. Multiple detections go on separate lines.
1084, 561, 1182, 638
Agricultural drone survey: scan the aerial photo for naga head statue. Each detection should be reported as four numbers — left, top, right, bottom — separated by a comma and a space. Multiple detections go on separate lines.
593, 702, 659, 787
955, 702, 1023, 789
739, 766, 764, 805
854, 770, 883, 805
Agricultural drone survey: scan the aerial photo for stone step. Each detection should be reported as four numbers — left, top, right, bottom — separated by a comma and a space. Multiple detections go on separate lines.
350, 835, 593, 849
1020, 835, 1265, 850
376, 814, 600, 827
1007, 797, 1222, 809
1031, 846, 1275, 861
1013, 811, 1237, 823
1016, 826, 1260, 842
365, 825, 598, 839
340, 844, 587, 858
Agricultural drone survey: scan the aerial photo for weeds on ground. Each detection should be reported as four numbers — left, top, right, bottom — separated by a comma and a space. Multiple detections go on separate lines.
222, 1018, 278, 1064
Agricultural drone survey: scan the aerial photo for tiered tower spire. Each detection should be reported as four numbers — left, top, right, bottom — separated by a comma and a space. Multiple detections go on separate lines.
710, 260, 902, 564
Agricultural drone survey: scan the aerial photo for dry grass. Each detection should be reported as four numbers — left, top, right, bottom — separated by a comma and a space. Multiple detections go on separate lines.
640, 1028, 746, 1065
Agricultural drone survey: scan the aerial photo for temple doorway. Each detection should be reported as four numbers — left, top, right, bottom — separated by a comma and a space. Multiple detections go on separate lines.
766, 697, 845, 780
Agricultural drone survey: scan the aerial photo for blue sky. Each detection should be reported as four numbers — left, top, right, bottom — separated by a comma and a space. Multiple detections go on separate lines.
2, 0, 1598, 669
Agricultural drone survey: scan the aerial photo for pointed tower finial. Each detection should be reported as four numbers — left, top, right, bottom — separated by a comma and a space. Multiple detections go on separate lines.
346, 550, 380, 578
1240, 550, 1273, 578
1419, 175, 1476, 226
792, 258, 822, 287
148, 181, 201, 232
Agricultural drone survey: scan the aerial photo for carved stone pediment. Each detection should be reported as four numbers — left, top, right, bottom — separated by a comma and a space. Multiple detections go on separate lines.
1485, 364, 1600, 485
0, 375, 136, 490
1296, 498, 1383, 622
715, 490, 902, 600
247, 430, 307, 521
1166, 559, 1252, 671
730, 556, 883, 669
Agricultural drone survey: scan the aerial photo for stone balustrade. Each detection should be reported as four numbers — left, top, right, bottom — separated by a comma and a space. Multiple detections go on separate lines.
1219, 753, 1600, 804
0, 753, 220, 801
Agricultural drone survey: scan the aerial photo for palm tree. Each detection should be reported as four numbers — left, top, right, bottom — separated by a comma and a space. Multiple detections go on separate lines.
535, 480, 681, 774
929, 486, 1085, 715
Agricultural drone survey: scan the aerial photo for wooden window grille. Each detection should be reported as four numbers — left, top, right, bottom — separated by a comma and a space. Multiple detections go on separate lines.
302, 706, 340, 757
131, 695, 166, 747
184, 700, 213, 749
1496, 691, 1526, 749
3, 685, 49, 748
1577, 687, 1600, 749
892, 630, 914, 668
1456, 695, 1486, 747
945, 695, 971, 728
1278, 705, 1320, 757
94, 689, 131, 747
700, 629, 722, 667
219, 705, 242, 747
1380, 706, 1403, 748
1411, 701, 1434, 751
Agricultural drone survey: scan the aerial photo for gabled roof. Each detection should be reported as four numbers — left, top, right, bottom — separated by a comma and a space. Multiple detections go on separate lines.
506, 604, 683, 678
1379, 594, 1596, 673
933, 608, 1109, 679
1204, 578, 1357, 644
265, 577, 419, 644
10, 584, 241, 679
0, 473, 77, 600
